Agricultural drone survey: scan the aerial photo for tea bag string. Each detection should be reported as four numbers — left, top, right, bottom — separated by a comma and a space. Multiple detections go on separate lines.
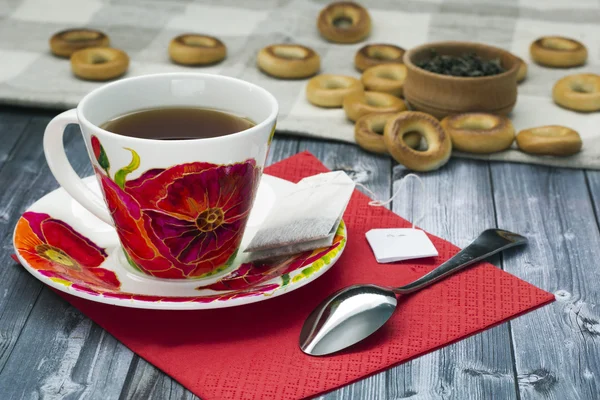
355, 173, 425, 229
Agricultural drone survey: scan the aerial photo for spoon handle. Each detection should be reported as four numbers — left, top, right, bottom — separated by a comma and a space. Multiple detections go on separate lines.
393, 229, 527, 295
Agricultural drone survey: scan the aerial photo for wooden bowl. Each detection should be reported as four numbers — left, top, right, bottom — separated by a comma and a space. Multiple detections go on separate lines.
403, 41, 519, 119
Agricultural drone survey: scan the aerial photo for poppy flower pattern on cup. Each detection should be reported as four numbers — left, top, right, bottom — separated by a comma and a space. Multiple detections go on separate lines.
14, 211, 120, 293
92, 135, 261, 279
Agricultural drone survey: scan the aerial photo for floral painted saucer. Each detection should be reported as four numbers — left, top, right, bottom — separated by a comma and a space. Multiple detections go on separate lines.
12, 175, 346, 310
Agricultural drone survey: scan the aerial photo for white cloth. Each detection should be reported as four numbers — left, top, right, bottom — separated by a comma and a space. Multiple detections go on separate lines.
1, 0, 599, 168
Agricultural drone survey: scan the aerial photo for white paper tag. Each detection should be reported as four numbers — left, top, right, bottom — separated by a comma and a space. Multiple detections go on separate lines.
365, 228, 438, 263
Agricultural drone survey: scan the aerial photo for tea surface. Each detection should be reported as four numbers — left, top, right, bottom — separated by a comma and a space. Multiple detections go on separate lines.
101, 107, 255, 140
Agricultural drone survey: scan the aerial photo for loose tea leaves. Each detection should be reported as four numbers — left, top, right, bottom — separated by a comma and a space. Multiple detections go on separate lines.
416, 50, 505, 77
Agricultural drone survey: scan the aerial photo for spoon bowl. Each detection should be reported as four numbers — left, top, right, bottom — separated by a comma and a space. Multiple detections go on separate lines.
299, 229, 528, 356
300, 284, 397, 356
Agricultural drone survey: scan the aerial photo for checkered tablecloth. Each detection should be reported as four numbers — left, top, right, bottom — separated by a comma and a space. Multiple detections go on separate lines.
2, 0, 600, 169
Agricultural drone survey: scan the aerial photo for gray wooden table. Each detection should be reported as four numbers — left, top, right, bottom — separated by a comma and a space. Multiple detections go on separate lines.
0, 105, 598, 400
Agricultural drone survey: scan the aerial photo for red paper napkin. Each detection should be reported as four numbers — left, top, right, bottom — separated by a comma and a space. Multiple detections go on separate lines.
35, 152, 553, 399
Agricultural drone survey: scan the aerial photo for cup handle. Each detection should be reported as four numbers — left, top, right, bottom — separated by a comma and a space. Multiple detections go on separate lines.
43, 109, 114, 226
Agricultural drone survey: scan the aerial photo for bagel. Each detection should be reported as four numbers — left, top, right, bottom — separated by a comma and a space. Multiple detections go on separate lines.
49, 29, 109, 58
306, 74, 363, 108
168, 34, 227, 65
361, 64, 407, 97
355, 112, 420, 154
516, 126, 582, 156
440, 113, 515, 154
257, 44, 320, 79
355, 44, 405, 72
530, 36, 587, 68
552, 73, 600, 112
384, 111, 452, 171
343, 91, 407, 122
70, 47, 129, 81
317, 2, 371, 44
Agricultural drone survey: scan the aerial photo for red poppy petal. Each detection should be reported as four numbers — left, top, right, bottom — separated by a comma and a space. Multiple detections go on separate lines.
230, 283, 279, 298
14, 217, 45, 257
38, 269, 67, 280
100, 173, 159, 261
141, 214, 195, 276
71, 284, 102, 295
126, 161, 217, 209
130, 294, 167, 302
103, 292, 135, 300
91, 136, 101, 159
100, 172, 142, 219
18, 249, 54, 272
147, 267, 187, 279
145, 205, 246, 266
90, 268, 121, 290
42, 219, 107, 267
157, 174, 214, 218
144, 210, 199, 259
126, 250, 179, 275
125, 168, 164, 189
23, 211, 51, 242
157, 296, 195, 303
188, 249, 236, 277
192, 283, 279, 303
197, 262, 274, 291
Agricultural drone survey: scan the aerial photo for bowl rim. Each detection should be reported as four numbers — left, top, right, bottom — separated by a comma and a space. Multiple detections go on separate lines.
403, 40, 519, 82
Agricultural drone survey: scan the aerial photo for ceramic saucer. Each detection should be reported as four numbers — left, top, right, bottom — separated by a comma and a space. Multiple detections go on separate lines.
12, 174, 346, 310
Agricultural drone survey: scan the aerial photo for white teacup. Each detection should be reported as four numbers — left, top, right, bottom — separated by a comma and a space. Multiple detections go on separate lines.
44, 73, 278, 280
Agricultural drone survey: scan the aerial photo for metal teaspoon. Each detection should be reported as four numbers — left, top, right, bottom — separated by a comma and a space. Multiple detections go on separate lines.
299, 229, 527, 356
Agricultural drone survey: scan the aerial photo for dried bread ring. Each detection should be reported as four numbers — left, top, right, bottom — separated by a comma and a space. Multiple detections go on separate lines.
317, 2, 371, 44
70, 48, 129, 81
355, 112, 420, 154
355, 44, 405, 72
516, 126, 582, 156
530, 36, 587, 68
552, 73, 600, 112
440, 113, 515, 154
384, 111, 452, 172
169, 34, 227, 65
361, 64, 407, 97
49, 29, 109, 58
343, 91, 407, 122
257, 44, 320, 79
306, 74, 363, 108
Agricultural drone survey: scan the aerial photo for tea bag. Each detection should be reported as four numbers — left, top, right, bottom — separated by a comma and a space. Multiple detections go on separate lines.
360, 174, 439, 263
244, 171, 355, 260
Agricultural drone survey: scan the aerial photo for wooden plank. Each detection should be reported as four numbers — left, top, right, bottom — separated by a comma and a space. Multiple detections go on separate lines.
0, 290, 134, 399
0, 115, 61, 371
0, 109, 31, 172
585, 170, 600, 231
117, 136, 300, 400
119, 358, 200, 400
0, 119, 136, 397
381, 160, 518, 400
266, 136, 299, 165
492, 164, 600, 400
